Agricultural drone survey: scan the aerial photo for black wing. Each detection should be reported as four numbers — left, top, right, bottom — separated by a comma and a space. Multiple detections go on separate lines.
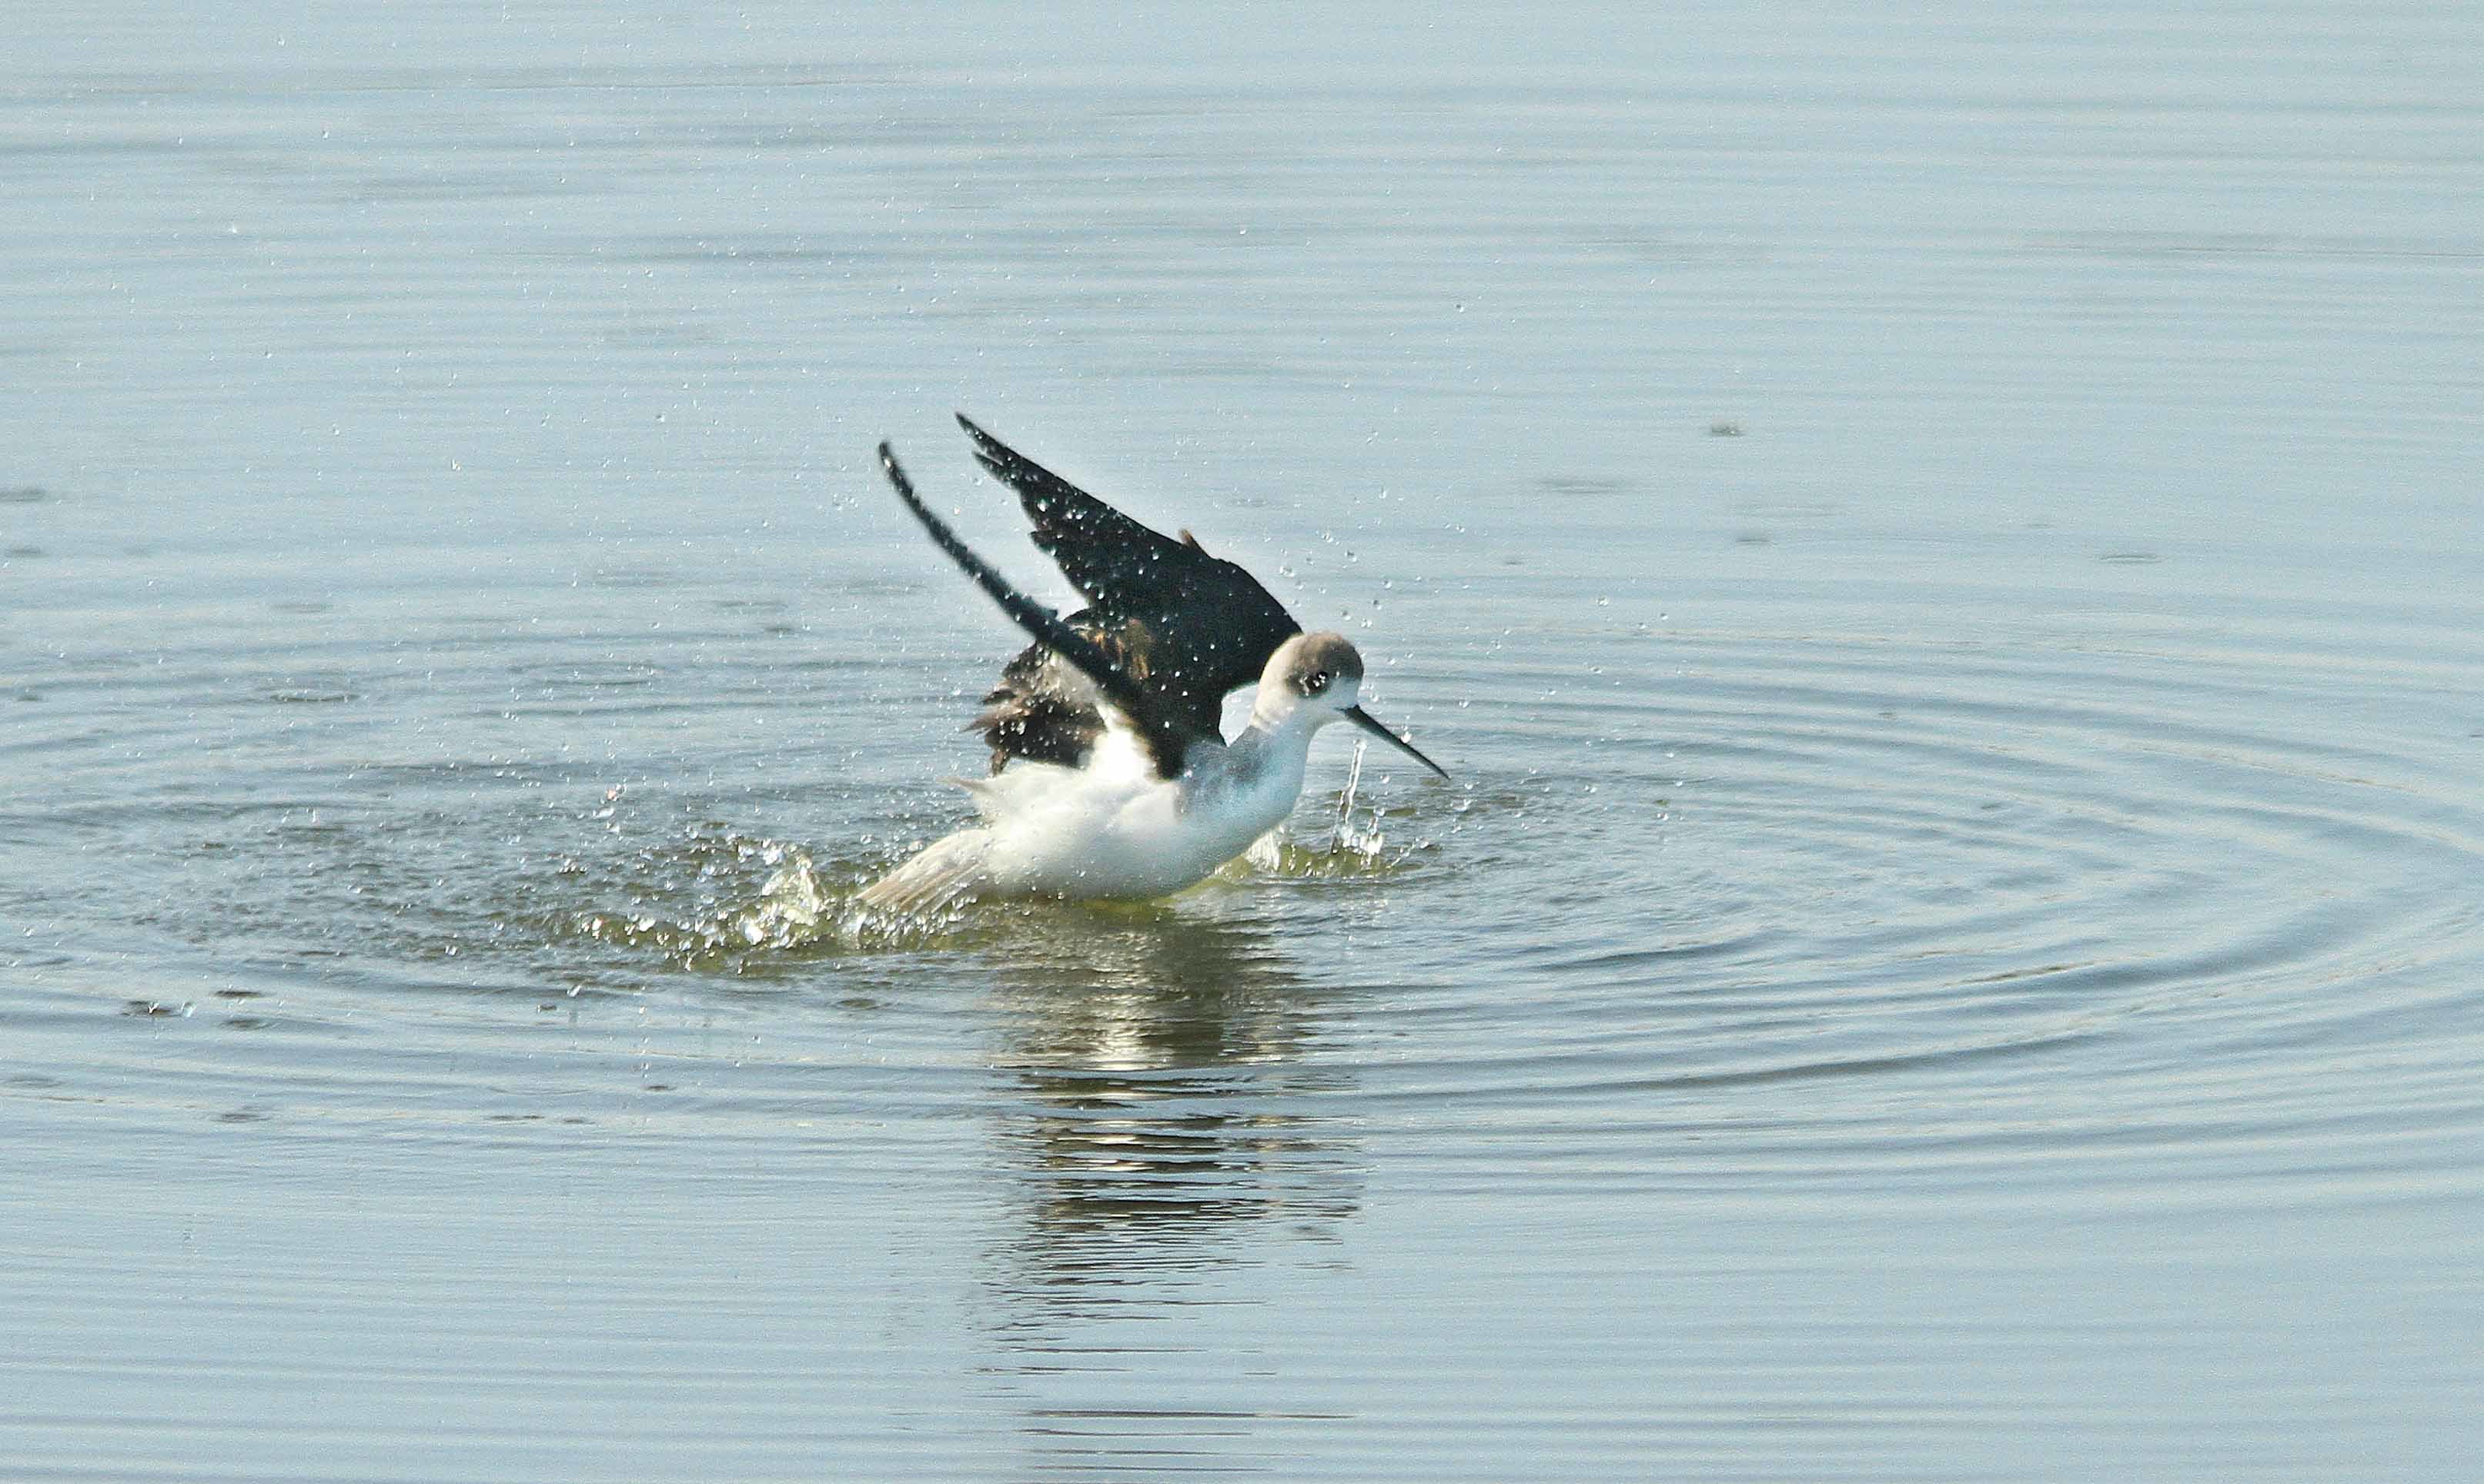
955, 415, 1301, 741
879, 443, 1210, 781
963, 614, 1159, 772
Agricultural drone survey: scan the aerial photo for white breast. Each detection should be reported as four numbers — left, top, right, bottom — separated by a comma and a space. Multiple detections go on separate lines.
975, 729, 1309, 900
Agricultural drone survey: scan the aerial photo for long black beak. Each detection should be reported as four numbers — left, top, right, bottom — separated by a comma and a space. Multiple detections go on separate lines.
1342, 704, 1450, 780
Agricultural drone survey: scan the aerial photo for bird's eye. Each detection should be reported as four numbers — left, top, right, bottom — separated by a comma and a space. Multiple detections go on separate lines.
1305, 670, 1329, 694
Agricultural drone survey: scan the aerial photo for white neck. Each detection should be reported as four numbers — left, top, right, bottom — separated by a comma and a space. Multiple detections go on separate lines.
1195, 699, 1324, 829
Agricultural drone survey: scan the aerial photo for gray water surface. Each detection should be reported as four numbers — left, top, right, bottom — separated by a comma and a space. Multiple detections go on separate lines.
7, 4, 2483, 1479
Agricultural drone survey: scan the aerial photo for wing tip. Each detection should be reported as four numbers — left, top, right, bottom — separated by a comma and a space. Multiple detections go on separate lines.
954, 411, 999, 454
878, 441, 931, 520
952, 413, 1020, 485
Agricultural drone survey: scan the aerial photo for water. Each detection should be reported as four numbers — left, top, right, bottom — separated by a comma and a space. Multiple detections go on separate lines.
7, 3, 2482, 1478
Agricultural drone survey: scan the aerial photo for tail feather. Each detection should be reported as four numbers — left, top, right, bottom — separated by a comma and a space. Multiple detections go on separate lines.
858, 829, 993, 917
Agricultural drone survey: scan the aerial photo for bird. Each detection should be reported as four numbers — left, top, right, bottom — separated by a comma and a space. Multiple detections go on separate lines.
860, 414, 1447, 913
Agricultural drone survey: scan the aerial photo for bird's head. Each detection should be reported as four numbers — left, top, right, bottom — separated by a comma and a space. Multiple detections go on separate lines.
1261, 631, 1448, 779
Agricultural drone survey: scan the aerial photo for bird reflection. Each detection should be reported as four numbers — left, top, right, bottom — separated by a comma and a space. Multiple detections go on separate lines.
968, 906, 1367, 1475
975, 906, 1365, 1316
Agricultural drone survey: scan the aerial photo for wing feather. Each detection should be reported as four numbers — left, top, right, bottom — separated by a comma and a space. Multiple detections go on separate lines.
878, 443, 1205, 780
953, 415, 1301, 734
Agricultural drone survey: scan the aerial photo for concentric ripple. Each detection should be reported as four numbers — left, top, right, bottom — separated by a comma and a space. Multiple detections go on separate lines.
12, 576, 2481, 1175
1327, 600, 2484, 1196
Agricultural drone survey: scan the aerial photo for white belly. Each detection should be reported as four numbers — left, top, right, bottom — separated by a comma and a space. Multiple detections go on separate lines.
977, 734, 1302, 901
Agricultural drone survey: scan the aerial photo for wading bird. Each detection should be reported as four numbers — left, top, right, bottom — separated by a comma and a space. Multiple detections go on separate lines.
861, 416, 1447, 911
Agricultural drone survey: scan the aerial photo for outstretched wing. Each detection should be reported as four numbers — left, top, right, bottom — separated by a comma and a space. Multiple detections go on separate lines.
955, 414, 1301, 735
879, 443, 1208, 781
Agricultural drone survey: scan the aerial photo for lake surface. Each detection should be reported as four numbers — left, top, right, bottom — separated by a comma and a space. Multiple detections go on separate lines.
7, 2, 2482, 1478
